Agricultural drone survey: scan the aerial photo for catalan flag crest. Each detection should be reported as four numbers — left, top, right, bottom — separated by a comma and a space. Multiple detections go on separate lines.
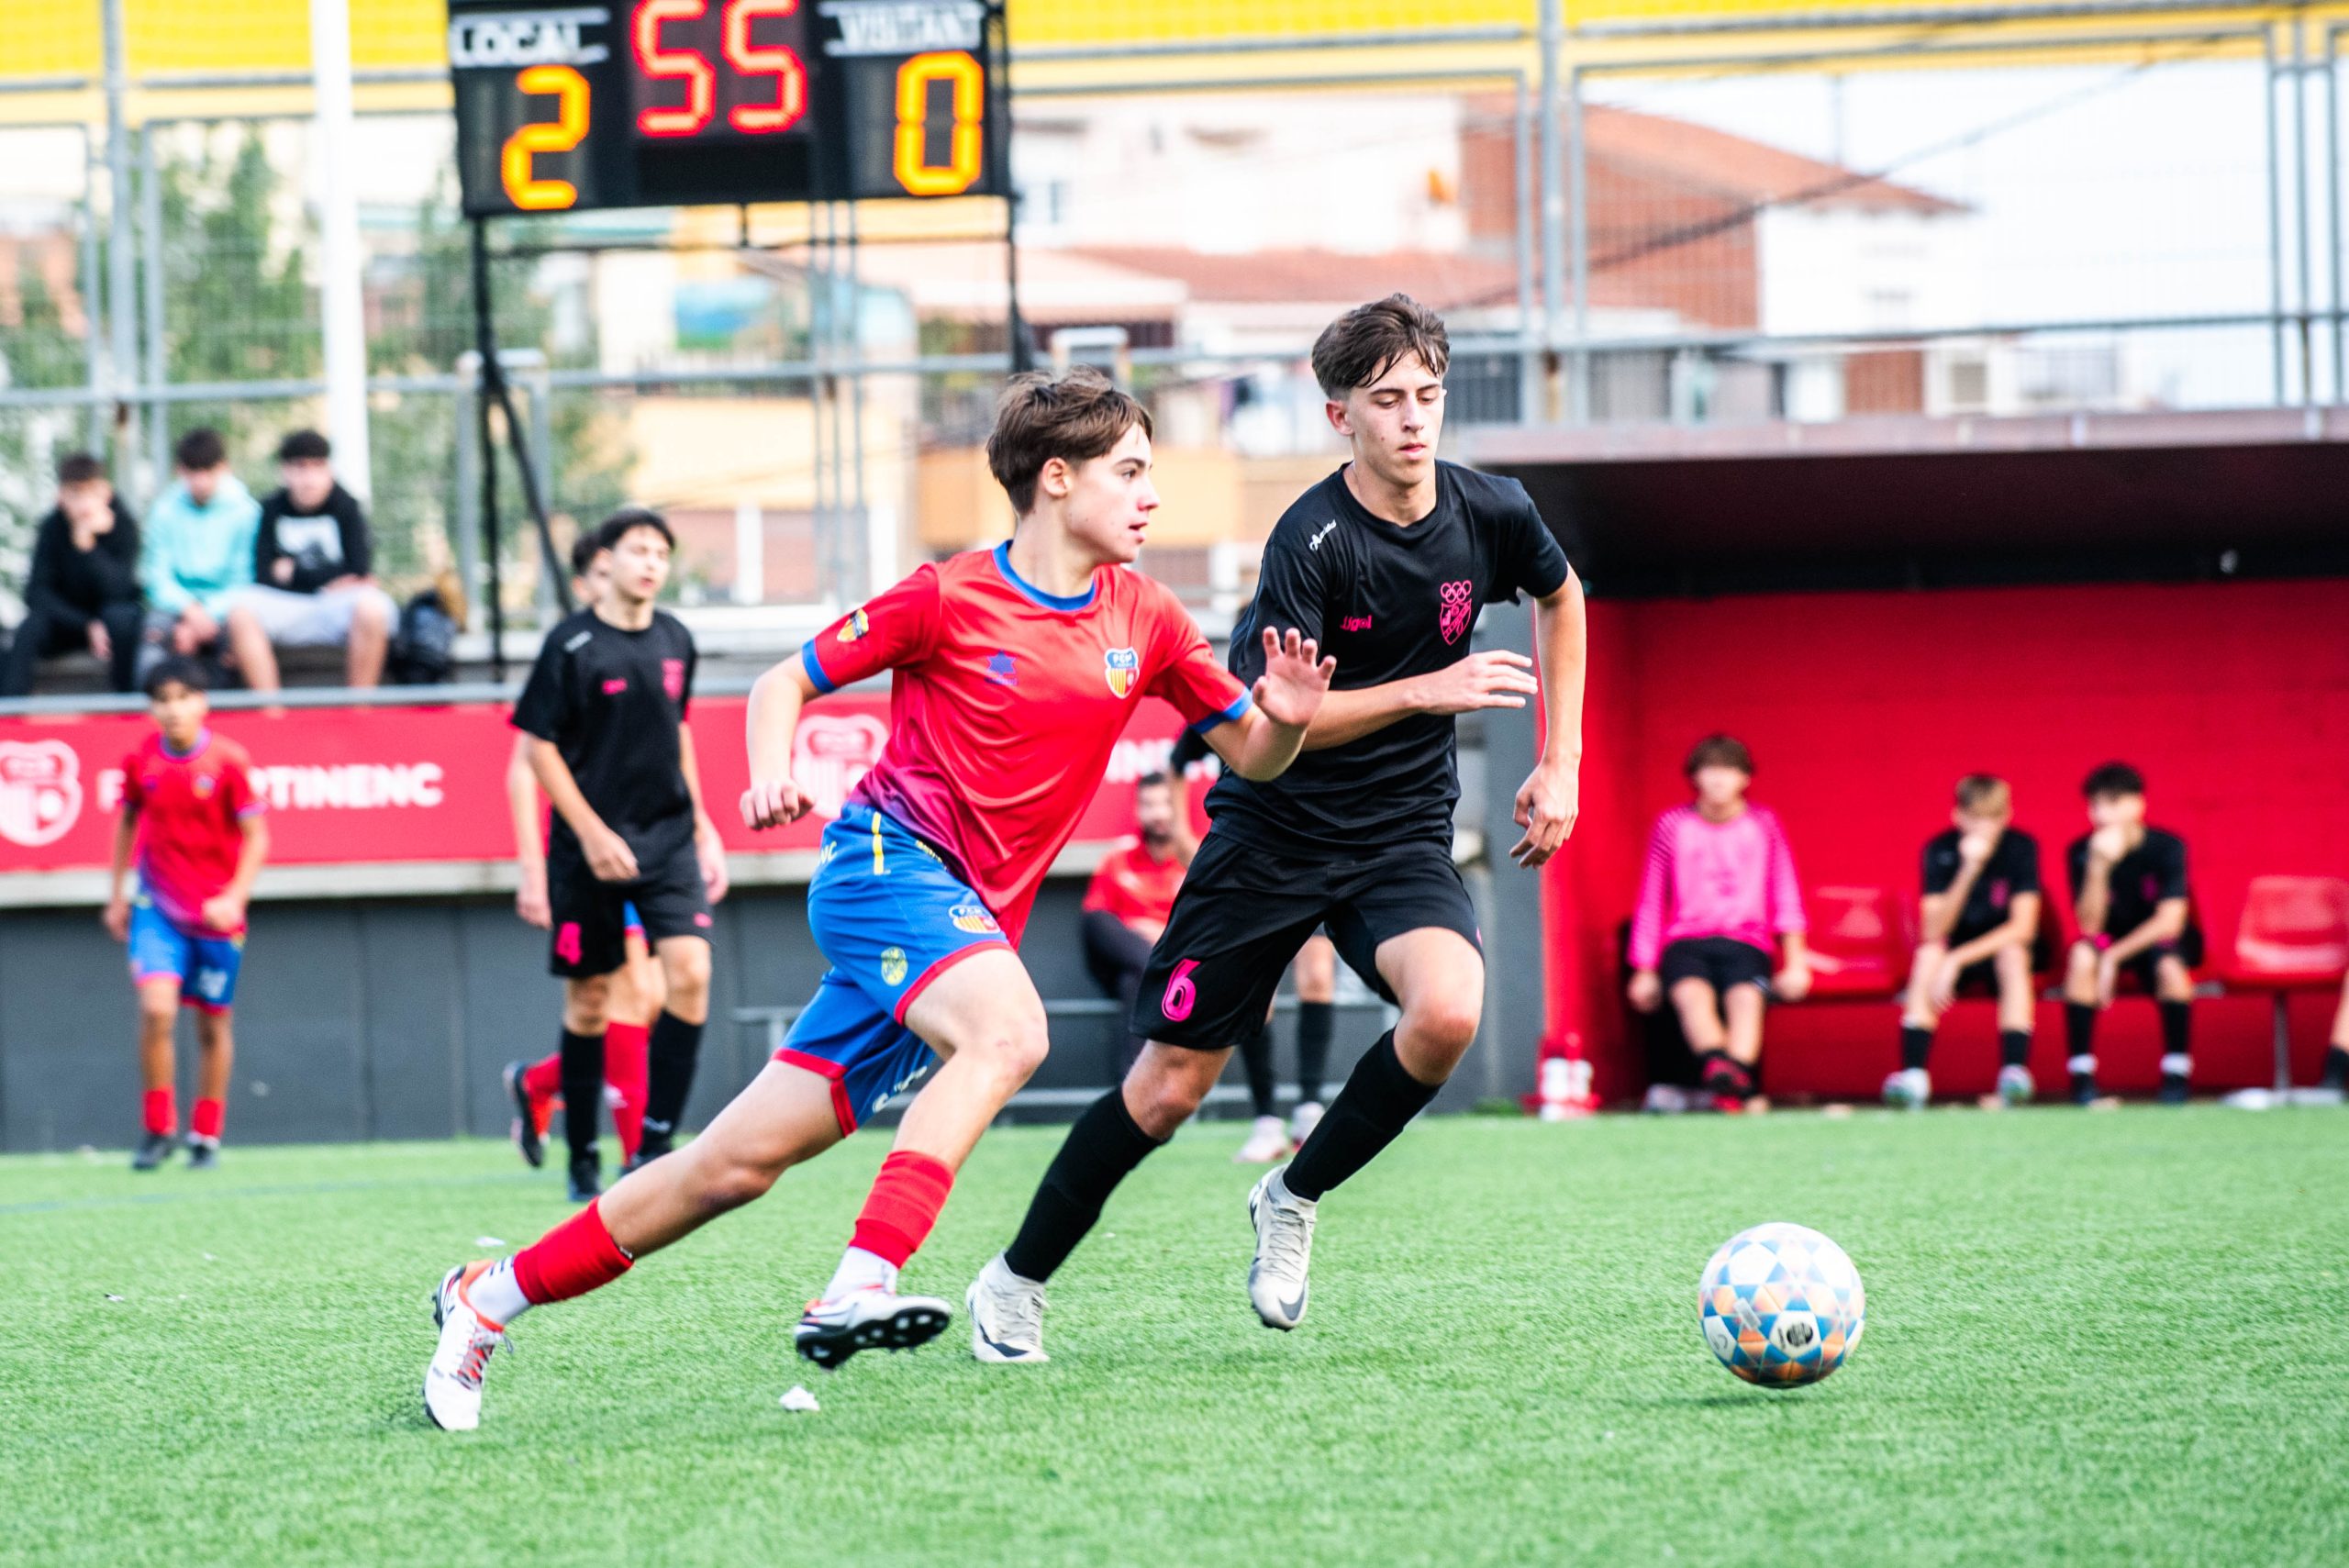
1104, 646, 1139, 698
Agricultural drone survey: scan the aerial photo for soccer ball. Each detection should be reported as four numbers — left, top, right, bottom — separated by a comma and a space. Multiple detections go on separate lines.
1697, 1222, 1865, 1388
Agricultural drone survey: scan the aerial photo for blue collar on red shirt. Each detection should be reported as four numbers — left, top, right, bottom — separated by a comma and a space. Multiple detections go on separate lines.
992, 541, 1098, 612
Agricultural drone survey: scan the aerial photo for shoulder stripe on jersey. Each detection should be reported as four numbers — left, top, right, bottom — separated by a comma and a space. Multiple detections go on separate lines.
1187, 691, 1253, 734
991, 541, 1098, 612
799, 640, 838, 695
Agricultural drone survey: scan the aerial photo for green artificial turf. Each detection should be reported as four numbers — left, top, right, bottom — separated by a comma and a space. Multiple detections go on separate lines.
5, 1106, 2345, 1566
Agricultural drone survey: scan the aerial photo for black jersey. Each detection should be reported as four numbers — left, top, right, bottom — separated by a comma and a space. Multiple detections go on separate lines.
512, 607, 699, 863
1921, 827, 2042, 934
2066, 826, 2193, 938
1206, 461, 1571, 854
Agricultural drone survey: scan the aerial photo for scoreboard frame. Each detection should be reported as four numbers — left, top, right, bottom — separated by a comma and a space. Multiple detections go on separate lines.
449, 0, 1010, 217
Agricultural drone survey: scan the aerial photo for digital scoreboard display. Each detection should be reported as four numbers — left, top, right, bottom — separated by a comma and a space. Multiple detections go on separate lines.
449, 0, 1006, 217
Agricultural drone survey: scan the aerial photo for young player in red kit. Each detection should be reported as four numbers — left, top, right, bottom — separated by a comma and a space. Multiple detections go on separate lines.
104, 658, 269, 1170
422, 368, 1333, 1429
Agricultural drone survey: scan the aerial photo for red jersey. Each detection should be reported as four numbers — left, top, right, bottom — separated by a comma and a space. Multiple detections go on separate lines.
122, 728, 263, 936
1083, 839, 1187, 927
801, 543, 1249, 941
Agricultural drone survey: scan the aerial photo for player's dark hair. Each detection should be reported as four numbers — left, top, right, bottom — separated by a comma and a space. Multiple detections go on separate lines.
2082, 761, 2145, 799
1136, 771, 1171, 793
1685, 733, 1753, 778
173, 427, 227, 472
570, 529, 609, 576
595, 506, 674, 553
1955, 774, 2011, 815
1310, 294, 1451, 398
276, 428, 331, 463
55, 451, 105, 486
144, 656, 210, 698
985, 367, 1152, 516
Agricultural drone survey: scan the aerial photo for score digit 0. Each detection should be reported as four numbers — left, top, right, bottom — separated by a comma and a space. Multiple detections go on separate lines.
893, 50, 985, 197
501, 64, 591, 211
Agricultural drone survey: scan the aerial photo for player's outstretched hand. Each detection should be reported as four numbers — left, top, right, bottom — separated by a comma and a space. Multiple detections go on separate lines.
1509, 756, 1579, 867
1418, 651, 1538, 717
1251, 628, 1335, 729
741, 775, 812, 832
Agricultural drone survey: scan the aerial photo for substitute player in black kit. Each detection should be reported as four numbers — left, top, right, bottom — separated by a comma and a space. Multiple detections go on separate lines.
512, 508, 729, 1199
965, 295, 1587, 1358
2062, 762, 2200, 1106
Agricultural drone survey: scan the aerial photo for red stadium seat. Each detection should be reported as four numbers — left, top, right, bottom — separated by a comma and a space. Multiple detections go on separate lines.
2227, 876, 2349, 1089
1798, 886, 1913, 1000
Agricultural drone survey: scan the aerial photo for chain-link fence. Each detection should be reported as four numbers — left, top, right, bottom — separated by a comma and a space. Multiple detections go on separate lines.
2, 8, 2341, 646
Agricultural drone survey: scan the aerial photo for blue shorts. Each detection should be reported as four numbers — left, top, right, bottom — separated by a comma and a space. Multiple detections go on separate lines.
128, 895, 245, 1013
775, 803, 1012, 1135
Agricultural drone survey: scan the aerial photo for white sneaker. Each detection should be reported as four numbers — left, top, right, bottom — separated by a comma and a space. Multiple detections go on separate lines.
1996, 1063, 2036, 1106
966, 1255, 1049, 1364
1246, 1167, 1317, 1331
423, 1262, 510, 1432
1286, 1100, 1324, 1147
1882, 1067, 1930, 1109
1642, 1084, 1688, 1115
794, 1285, 952, 1371
1235, 1115, 1288, 1164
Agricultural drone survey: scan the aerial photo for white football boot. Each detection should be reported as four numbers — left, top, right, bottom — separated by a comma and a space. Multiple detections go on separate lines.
795, 1285, 953, 1370
1246, 1167, 1318, 1330
1881, 1067, 1930, 1109
965, 1255, 1049, 1364
1234, 1115, 1288, 1164
424, 1262, 511, 1432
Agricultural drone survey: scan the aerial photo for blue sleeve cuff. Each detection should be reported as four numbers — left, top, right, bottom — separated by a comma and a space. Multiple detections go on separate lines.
800, 640, 838, 695
1187, 690, 1252, 735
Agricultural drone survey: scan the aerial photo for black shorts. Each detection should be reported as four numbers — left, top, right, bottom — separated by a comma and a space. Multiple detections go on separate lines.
546, 835, 712, 979
1658, 936, 1773, 995
2090, 928, 2205, 994
1132, 830, 1480, 1050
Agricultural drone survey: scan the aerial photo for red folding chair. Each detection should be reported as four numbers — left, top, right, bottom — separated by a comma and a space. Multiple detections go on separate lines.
2227, 876, 2349, 1090
1800, 886, 1914, 1000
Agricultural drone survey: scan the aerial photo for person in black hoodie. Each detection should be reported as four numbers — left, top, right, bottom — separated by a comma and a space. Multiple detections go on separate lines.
4, 451, 142, 695
224, 428, 395, 691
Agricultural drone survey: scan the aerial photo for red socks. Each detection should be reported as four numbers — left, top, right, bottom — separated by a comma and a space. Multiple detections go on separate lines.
191, 1097, 224, 1140
142, 1088, 176, 1136
605, 1020, 651, 1162
512, 1200, 634, 1305
521, 1054, 562, 1103
849, 1151, 956, 1268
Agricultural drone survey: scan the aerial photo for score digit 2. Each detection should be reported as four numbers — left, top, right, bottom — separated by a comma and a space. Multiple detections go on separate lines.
892, 50, 985, 197
501, 64, 591, 212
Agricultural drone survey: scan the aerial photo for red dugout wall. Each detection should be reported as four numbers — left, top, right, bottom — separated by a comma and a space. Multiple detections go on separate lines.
1544, 578, 2349, 1102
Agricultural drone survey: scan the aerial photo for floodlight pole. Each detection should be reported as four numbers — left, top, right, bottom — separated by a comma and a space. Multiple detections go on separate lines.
991, 1, 1030, 373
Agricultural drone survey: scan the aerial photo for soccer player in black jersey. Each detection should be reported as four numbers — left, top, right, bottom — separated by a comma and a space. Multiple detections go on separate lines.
965, 295, 1586, 1358
1884, 775, 2044, 1109
2063, 762, 2200, 1106
510, 508, 729, 1198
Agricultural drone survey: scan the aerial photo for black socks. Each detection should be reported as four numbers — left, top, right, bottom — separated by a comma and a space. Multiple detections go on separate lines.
1999, 1029, 2032, 1069
1899, 1024, 1933, 1073
1239, 1018, 1278, 1121
559, 1028, 605, 1162
1296, 1000, 1334, 1106
1284, 1031, 1440, 1201
641, 1011, 706, 1144
1002, 1089, 1166, 1284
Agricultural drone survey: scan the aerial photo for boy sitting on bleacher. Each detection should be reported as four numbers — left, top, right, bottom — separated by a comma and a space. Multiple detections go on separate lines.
1626, 734, 1810, 1113
2064, 761, 2200, 1106
1885, 774, 2043, 1110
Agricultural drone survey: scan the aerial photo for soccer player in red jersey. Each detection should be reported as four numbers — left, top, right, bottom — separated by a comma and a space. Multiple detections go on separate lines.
502, 531, 665, 1171
423, 369, 1333, 1429
103, 658, 268, 1171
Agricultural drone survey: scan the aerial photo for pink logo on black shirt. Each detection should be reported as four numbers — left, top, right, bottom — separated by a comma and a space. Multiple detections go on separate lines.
1438, 580, 1474, 644
1988, 878, 2009, 909
603, 677, 628, 695
662, 659, 686, 701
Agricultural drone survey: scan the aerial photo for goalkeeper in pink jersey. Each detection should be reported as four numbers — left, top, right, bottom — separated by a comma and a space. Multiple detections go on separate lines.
1625, 734, 1810, 1112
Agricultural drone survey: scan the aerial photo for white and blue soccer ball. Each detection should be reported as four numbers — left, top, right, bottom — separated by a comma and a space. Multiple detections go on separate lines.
1698, 1222, 1865, 1388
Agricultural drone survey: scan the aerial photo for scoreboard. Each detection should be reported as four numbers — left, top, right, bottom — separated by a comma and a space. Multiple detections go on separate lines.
449, 0, 1007, 217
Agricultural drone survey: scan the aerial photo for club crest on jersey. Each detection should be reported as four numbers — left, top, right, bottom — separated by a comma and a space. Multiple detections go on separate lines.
193, 773, 217, 799
880, 947, 909, 985
1104, 646, 1139, 697
837, 608, 869, 644
1438, 579, 1475, 644
948, 903, 1001, 935
662, 659, 686, 700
